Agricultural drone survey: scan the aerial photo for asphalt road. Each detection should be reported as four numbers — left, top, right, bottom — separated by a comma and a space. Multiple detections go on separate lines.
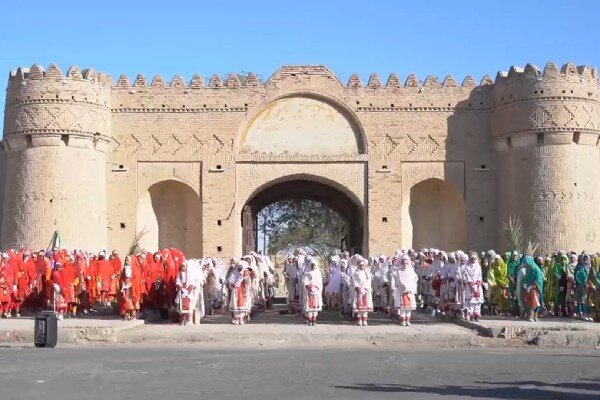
0, 347, 598, 399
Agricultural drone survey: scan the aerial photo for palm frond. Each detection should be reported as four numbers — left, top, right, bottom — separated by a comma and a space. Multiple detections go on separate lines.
524, 239, 540, 257
503, 215, 524, 253
128, 226, 149, 255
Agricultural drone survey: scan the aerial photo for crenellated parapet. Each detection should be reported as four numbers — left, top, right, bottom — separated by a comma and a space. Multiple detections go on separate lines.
4, 64, 112, 153
491, 62, 600, 149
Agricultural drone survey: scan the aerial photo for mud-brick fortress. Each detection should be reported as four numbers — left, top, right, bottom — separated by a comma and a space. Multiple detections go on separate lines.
1, 62, 599, 257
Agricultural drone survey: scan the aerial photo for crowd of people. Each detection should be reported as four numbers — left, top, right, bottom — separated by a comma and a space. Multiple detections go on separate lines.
304, 249, 600, 325
1, 245, 598, 327
0, 247, 278, 326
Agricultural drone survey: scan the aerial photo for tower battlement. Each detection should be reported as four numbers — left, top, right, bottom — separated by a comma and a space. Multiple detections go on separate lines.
490, 62, 600, 146
7, 64, 113, 87
492, 62, 599, 104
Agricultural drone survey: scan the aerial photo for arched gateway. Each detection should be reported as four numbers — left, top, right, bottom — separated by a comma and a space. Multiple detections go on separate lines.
241, 176, 365, 255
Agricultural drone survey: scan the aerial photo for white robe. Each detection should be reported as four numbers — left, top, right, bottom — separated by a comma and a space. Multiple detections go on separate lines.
182, 259, 205, 317
463, 262, 483, 306
394, 266, 418, 311
301, 269, 323, 312
324, 264, 341, 296
352, 268, 373, 312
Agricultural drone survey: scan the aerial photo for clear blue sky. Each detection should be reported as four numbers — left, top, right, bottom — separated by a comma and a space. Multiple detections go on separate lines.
1, 0, 599, 120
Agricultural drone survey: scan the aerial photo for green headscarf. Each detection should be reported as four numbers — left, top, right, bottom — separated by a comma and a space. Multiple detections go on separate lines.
507, 250, 521, 278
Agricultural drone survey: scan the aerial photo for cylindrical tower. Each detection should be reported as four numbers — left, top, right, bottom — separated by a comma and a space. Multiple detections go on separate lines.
2, 64, 112, 250
492, 62, 600, 253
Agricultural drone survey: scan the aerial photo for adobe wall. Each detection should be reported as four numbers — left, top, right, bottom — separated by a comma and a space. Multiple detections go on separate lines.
2, 62, 598, 256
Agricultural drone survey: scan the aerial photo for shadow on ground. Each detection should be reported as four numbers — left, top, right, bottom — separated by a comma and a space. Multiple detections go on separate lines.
334, 379, 600, 399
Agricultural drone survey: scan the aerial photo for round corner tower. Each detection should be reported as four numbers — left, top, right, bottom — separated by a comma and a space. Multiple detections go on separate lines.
491, 62, 600, 253
2, 64, 112, 250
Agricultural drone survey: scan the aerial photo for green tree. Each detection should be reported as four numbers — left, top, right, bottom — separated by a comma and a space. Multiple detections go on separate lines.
260, 199, 347, 266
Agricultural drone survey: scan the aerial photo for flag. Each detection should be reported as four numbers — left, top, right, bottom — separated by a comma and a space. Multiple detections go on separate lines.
48, 230, 61, 250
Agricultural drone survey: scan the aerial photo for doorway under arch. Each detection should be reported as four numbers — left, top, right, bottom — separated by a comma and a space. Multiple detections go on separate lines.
137, 180, 202, 257
241, 178, 364, 255
408, 178, 467, 250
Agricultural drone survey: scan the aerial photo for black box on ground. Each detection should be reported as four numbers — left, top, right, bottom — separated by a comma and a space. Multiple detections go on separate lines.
34, 311, 58, 348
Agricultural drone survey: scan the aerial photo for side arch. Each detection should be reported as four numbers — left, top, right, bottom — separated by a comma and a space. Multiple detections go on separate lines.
403, 178, 467, 250
137, 179, 202, 257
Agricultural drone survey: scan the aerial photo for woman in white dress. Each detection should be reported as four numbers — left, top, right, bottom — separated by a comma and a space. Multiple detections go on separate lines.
352, 258, 373, 326
302, 259, 323, 326
394, 255, 419, 326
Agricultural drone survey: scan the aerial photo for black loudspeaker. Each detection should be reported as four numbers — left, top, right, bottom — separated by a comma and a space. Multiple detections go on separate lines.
34, 311, 58, 348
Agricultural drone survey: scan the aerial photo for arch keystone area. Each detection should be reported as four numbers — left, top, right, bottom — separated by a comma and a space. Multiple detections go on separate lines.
237, 94, 367, 155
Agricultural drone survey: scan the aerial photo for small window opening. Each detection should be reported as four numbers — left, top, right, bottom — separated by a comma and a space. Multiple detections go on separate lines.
382, 165, 388, 170
217, 220, 222, 226
506, 137, 512, 148
537, 133, 544, 145
217, 246, 222, 252
119, 164, 124, 169
216, 164, 222, 169
382, 217, 388, 223
390, 104, 394, 108
479, 216, 484, 222
573, 132, 581, 144
120, 223, 126, 229
480, 164, 486, 169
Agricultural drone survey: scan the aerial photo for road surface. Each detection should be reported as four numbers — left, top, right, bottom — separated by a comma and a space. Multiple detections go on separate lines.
0, 347, 598, 399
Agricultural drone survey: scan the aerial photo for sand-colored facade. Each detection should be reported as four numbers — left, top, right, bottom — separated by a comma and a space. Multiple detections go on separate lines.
2, 62, 599, 256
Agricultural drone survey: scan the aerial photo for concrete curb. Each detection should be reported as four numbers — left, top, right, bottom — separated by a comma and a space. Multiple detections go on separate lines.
0, 320, 145, 345
445, 316, 600, 348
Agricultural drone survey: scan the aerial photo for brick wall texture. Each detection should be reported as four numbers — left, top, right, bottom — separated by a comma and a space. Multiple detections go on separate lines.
1, 62, 599, 256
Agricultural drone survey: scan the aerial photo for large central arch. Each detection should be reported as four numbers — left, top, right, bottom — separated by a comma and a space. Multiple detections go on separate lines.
241, 177, 364, 255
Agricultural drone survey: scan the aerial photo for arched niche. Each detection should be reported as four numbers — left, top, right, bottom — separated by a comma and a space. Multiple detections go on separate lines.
136, 180, 202, 257
407, 178, 467, 250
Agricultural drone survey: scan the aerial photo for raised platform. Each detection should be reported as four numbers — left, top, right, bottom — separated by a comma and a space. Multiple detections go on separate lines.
453, 315, 600, 348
